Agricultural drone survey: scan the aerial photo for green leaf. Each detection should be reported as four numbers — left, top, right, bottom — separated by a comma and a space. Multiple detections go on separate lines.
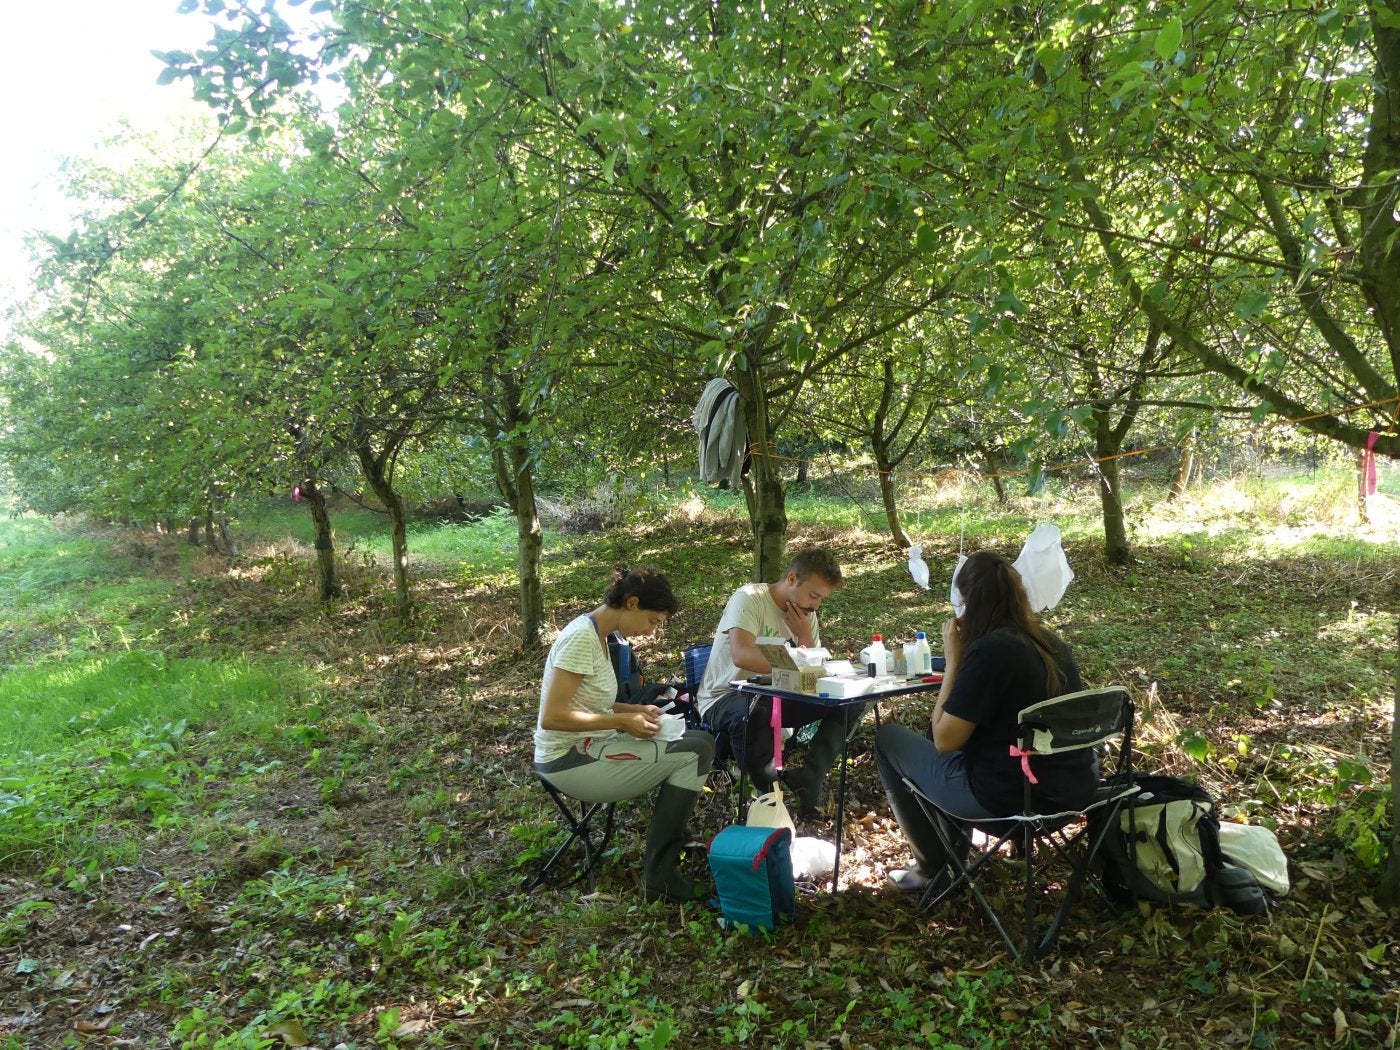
1234, 289, 1271, 320
1181, 731, 1212, 761
915, 224, 939, 253
1155, 17, 1184, 63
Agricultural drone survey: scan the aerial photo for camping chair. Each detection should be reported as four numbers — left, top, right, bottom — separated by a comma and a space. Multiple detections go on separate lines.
682, 642, 712, 716
904, 685, 1137, 961
679, 640, 744, 818
521, 774, 618, 894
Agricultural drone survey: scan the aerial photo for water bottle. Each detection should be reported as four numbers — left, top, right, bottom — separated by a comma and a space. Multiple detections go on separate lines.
913, 631, 933, 676
866, 633, 886, 678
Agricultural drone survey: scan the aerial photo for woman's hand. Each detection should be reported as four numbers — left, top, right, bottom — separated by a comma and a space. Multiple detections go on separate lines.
619, 709, 661, 739
940, 617, 964, 666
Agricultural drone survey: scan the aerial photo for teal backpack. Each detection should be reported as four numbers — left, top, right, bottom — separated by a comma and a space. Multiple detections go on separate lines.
707, 825, 796, 931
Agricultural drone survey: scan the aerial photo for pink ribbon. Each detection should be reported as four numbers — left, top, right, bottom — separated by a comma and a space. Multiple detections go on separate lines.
1009, 744, 1039, 784
771, 696, 784, 773
1363, 431, 1379, 496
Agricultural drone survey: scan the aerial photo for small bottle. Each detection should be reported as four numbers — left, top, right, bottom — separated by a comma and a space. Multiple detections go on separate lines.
914, 631, 933, 676
866, 633, 886, 678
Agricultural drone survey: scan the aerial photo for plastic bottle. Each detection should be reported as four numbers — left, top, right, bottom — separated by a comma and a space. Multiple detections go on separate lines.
866, 633, 886, 678
913, 631, 933, 676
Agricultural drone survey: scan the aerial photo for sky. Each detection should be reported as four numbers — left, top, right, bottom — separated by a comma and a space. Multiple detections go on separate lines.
0, 1, 251, 307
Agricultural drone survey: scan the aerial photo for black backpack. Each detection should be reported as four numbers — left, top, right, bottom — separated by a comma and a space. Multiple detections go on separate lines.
1091, 774, 1268, 916
606, 631, 689, 714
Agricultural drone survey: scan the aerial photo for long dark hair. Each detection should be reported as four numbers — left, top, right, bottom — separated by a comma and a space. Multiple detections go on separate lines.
955, 551, 1064, 693
603, 565, 679, 615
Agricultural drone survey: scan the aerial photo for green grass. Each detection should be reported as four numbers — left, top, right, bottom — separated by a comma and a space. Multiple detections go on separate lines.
0, 649, 301, 762
230, 501, 389, 547
233, 500, 524, 581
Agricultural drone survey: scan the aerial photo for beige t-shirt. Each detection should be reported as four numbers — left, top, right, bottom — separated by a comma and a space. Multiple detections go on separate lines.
695, 583, 820, 715
533, 615, 618, 763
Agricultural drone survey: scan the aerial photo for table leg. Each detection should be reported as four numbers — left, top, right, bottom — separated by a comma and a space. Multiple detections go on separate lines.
831, 730, 849, 893
734, 693, 761, 825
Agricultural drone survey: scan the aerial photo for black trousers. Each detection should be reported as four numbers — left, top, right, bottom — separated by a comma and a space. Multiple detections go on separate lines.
707, 689, 867, 786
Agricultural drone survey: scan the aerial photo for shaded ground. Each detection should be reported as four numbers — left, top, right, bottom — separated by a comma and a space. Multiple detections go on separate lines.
0, 514, 1396, 1049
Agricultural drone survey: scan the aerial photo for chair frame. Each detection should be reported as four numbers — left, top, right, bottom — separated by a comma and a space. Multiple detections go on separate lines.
905, 685, 1137, 961
522, 773, 618, 894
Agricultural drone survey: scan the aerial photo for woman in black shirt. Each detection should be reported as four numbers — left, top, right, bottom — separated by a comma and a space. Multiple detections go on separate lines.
875, 550, 1088, 892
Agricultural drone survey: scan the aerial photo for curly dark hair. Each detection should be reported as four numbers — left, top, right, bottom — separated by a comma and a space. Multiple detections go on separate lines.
602, 565, 679, 615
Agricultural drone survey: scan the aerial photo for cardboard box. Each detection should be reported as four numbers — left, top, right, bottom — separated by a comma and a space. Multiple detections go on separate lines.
755, 638, 829, 694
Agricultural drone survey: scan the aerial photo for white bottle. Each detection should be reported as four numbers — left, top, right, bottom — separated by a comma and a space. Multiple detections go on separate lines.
866, 633, 886, 677
913, 631, 933, 676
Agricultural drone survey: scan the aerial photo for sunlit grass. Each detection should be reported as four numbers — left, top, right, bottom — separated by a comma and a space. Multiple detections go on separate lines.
0, 650, 305, 764
233, 500, 389, 548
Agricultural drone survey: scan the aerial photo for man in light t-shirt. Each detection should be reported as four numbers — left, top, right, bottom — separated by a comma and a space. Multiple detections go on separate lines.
696, 547, 866, 818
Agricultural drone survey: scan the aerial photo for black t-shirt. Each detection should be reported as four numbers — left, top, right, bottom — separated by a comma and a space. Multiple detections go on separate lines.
942, 626, 1091, 815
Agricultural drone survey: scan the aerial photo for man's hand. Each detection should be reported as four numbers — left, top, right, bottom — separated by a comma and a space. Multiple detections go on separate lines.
783, 600, 814, 646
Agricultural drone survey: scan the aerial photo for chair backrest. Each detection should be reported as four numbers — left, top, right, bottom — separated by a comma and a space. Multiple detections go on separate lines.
608, 631, 643, 703
1018, 685, 1133, 760
683, 642, 712, 699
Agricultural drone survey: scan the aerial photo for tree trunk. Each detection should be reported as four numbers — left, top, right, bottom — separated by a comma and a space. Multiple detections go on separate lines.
489, 366, 545, 648
301, 479, 341, 600
795, 458, 810, 485
512, 445, 545, 649
1357, 448, 1372, 525
732, 364, 787, 582
1169, 428, 1197, 501
971, 445, 1008, 505
186, 518, 201, 545
1093, 407, 1132, 565
354, 435, 411, 615
875, 454, 911, 549
216, 514, 235, 558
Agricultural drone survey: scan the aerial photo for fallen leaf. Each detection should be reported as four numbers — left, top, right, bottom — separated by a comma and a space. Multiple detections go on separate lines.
394, 1019, 430, 1037
265, 1019, 309, 1047
1334, 1008, 1348, 1041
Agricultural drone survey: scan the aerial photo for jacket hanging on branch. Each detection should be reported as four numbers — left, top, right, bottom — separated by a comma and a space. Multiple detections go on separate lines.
692, 378, 748, 488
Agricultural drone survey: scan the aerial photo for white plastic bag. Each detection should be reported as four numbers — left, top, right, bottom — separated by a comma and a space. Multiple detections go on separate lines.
746, 790, 796, 835
1218, 823, 1289, 896
790, 836, 836, 879
906, 545, 930, 590
949, 553, 968, 616
1012, 523, 1074, 612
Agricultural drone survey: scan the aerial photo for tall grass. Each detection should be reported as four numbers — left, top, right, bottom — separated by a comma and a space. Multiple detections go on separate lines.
0, 649, 298, 764
235, 500, 523, 580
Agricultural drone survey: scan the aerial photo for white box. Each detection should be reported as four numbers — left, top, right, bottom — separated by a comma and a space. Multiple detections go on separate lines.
814, 675, 873, 699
